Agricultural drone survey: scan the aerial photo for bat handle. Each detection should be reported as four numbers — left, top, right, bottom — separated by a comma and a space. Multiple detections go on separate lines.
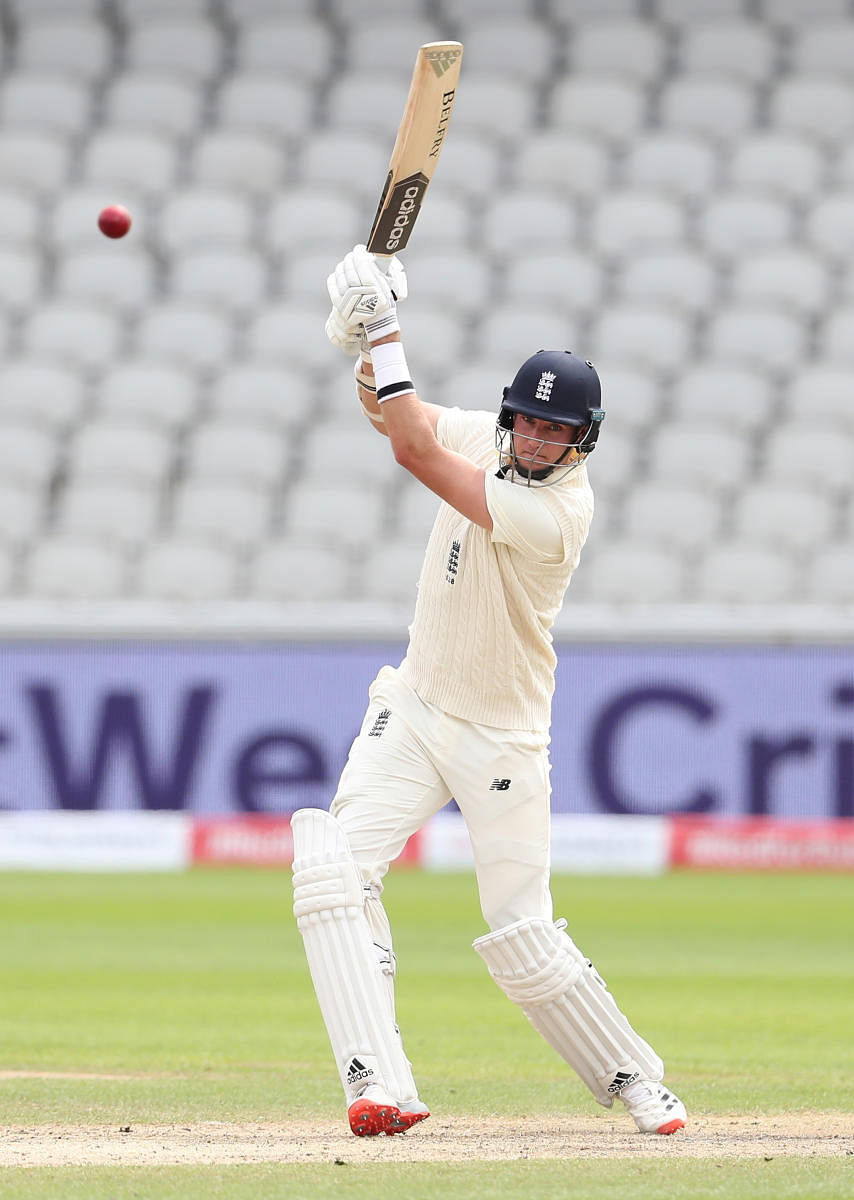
372, 252, 394, 276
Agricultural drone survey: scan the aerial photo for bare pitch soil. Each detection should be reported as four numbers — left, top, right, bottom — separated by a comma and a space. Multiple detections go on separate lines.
0, 1112, 851, 1166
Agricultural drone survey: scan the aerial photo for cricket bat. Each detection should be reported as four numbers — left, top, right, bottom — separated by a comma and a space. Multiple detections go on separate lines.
367, 41, 463, 265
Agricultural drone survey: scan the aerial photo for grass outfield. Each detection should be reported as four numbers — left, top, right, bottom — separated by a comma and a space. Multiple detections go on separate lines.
0, 867, 851, 1197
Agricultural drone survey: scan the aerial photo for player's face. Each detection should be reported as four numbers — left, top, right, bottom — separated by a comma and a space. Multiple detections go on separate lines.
512, 413, 582, 469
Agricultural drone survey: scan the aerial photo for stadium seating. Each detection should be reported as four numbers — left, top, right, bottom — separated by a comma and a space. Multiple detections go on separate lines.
0, 1, 850, 611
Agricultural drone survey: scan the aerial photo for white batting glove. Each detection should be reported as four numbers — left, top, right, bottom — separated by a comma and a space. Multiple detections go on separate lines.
326, 245, 408, 342
324, 306, 365, 357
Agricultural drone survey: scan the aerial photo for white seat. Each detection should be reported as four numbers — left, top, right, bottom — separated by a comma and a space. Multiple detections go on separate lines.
0, 421, 56, 488
0, 360, 85, 431
49, 185, 144, 248
621, 132, 718, 200
125, 18, 223, 81
573, 539, 688, 604
647, 422, 750, 490
590, 304, 692, 375
9, 0, 100, 14
658, 76, 757, 145
358, 538, 426, 603
503, 251, 603, 318
481, 191, 576, 256
549, 75, 645, 147
513, 131, 611, 200
695, 541, 799, 603
760, 425, 853, 493
805, 545, 854, 603
284, 485, 387, 550
678, 19, 778, 84
792, 21, 854, 80
759, 0, 850, 26
82, 130, 177, 197
102, 73, 203, 138
114, 0, 209, 17
594, 365, 660, 434
345, 19, 438, 76
805, 194, 854, 264
96, 362, 198, 431
210, 364, 310, 430
170, 481, 273, 550
324, 73, 424, 137
589, 191, 686, 259
732, 483, 836, 554
441, 0, 539, 14
394, 193, 470, 252
0, 72, 93, 137
699, 192, 794, 261
215, 74, 314, 142
245, 302, 333, 373
395, 479, 442, 544
67, 420, 173, 488
424, 132, 503, 202
300, 422, 398, 488
189, 131, 284, 197
158, 188, 253, 250
456, 19, 558, 82
54, 247, 155, 313
57, 481, 162, 549
15, 17, 112, 80
569, 18, 666, 84
395, 305, 466, 373
788, 365, 854, 433
729, 249, 829, 318
547, 0, 640, 16
285, 250, 349, 303
228, 0, 328, 14
835, 143, 854, 189
657, 0, 749, 22
0, 247, 42, 313
169, 249, 267, 314
672, 364, 776, 433
25, 537, 127, 600
267, 189, 362, 255
620, 482, 723, 554
184, 420, 285, 489
816, 307, 854, 366
616, 249, 716, 315
727, 133, 825, 202
411, 357, 514, 416
769, 75, 854, 147
477, 307, 577, 365
135, 537, 240, 601
0, 131, 69, 194
705, 305, 806, 376
447, 74, 537, 145
234, 18, 335, 81
0, 485, 45, 548
582, 427, 636, 497
296, 130, 391, 198
249, 538, 351, 602
134, 302, 233, 371
0, 188, 38, 245
20, 302, 121, 368
405, 251, 492, 316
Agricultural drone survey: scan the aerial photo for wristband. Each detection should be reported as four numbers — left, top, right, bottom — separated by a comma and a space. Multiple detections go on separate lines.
370, 340, 414, 404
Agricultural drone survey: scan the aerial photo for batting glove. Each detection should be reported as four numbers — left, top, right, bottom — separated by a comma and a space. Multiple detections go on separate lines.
327, 244, 407, 339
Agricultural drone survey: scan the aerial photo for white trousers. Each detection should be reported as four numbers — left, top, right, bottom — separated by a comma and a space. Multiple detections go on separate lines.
330, 666, 554, 937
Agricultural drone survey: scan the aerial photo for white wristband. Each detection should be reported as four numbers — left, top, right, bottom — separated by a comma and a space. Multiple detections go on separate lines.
370, 340, 414, 404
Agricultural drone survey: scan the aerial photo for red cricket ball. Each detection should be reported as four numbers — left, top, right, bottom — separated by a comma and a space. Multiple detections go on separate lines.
98, 204, 132, 239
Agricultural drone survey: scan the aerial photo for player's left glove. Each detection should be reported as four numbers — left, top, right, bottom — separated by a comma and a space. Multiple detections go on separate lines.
326, 244, 407, 346
324, 306, 366, 357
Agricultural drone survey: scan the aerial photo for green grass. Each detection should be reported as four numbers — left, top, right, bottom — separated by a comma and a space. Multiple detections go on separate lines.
0, 868, 852, 1197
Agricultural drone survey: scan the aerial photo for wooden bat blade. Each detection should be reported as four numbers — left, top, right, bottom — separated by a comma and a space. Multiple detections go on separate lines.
367, 41, 463, 259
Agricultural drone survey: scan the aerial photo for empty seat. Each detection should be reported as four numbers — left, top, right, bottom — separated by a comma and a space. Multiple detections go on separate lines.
727, 132, 825, 202
234, 18, 335, 81
248, 538, 351, 602
184, 420, 286, 489
0, 131, 69, 194
620, 482, 723, 554
806, 194, 854, 264
395, 480, 442, 543
788, 365, 854, 432
267, 189, 362, 256
769, 76, 854, 147
216, 74, 314, 141
189, 131, 284, 197
729, 249, 829, 317
56, 482, 162, 548
170, 481, 273, 550
760, 425, 852, 493
345, 19, 440, 76
732, 483, 836, 553
477, 306, 578, 365
657, 0, 749, 22
481, 191, 576, 256
54, 247, 155, 313
15, 17, 112, 80
446, 74, 537, 145
245, 302, 334, 372
804, 545, 854, 603
705, 305, 806, 376
324, 73, 424, 137
25, 537, 127, 600
0, 421, 56, 488
358, 538, 426, 603
569, 18, 666, 84
125, 18, 223, 81
169, 249, 267, 313
67, 421, 173, 488
816, 307, 854, 365
621, 132, 718, 200
102, 73, 203, 138
678, 19, 778, 84
283, 486, 387, 550
513, 131, 611, 200
285, 249, 351, 303
589, 191, 686, 259
572, 539, 688, 603
300, 422, 398, 487
296, 130, 390, 197
0, 247, 42, 313
699, 192, 794, 261
20, 302, 122, 369
647, 422, 751, 490
82, 130, 178, 197
456, 18, 557, 82
9, 0, 101, 15
672, 364, 776, 432
793, 21, 854, 81
0, 360, 85, 431
0, 188, 38, 245
394, 193, 471, 252
210, 364, 311, 430
503, 251, 603, 318
549, 76, 646, 147
0, 71, 93, 137
50, 185, 145, 248
0, 485, 45, 549
582, 427, 636, 496
695, 541, 798, 603
590, 304, 692, 375
658, 76, 757, 145
594, 365, 660, 433
425, 132, 503, 202
135, 537, 240, 601
96, 361, 198, 431
759, 0, 850, 26
616, 249, 716, 315
134, 303, 233, 371
158, 188, 254, 250
405, 251, 492, 316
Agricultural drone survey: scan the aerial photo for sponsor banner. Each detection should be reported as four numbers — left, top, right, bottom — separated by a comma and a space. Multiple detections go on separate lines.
422, 813, 669, 875
670, 816, 854, 871
190, 814, 423, 868
0, 811, 190, 871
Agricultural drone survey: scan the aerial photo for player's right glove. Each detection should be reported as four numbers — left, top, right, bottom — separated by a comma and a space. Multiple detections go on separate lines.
326, 244, 407, 349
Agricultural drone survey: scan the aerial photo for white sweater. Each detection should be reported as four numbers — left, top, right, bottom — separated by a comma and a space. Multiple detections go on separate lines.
398, 408, 594, 731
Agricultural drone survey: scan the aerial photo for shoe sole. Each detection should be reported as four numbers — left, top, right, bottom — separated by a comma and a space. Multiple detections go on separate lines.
655, 1117, 686, 1135
348, 1099, 403, 1137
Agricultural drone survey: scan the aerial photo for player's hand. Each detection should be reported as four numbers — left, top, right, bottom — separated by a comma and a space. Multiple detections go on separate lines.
324, 306, 365, 357
326, 245, 407, 330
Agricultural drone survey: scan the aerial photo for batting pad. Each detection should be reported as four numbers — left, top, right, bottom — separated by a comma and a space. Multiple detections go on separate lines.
473, 917, 664, 1107
291, 808, 417, 1105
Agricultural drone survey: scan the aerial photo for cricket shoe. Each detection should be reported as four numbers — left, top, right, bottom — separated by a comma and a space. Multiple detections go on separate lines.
395, 1097, 430, 1131
619, 1080, 686, 1135
348, 1085, 403, 1137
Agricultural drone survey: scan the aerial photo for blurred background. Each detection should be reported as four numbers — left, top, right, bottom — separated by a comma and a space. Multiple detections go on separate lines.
0, 0, 852, 864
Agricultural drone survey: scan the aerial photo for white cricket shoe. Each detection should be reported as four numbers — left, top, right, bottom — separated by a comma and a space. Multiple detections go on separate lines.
620, 1080, 686, 1134
348, 1084, 402, 1137
396, 1096, 430, 1131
